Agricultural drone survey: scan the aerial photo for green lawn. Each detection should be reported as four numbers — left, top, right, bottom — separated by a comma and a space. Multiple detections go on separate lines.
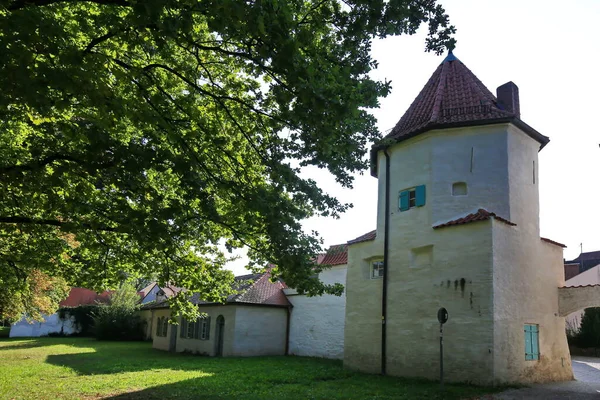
0, 338, 500, 400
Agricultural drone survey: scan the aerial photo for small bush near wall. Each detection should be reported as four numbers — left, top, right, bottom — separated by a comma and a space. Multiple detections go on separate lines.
93, 283, 144, 341
570, 307, 600, 349
58, 305, 99, 336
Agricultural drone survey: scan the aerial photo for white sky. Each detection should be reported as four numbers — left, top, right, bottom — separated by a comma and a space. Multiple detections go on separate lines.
227, 0, 600, 275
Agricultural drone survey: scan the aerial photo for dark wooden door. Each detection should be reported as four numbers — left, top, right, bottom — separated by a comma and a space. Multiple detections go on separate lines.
169, 323, 177, 352
215, 315, 225, 357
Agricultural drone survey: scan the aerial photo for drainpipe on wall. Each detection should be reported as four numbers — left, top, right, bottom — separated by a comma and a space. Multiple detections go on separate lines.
381, 149, 391, 376
285, 305, 291, 355
150, 309, 154, 340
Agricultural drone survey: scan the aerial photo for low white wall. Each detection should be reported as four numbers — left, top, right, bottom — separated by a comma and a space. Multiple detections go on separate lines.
286, 265, 346, 359
9, 313, 78, 337
232, 305, 287, 356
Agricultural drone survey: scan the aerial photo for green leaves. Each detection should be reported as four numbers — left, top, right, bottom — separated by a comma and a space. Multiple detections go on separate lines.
0, 0, 454, 317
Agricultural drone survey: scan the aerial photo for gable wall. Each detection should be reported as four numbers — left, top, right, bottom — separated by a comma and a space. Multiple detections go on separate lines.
140, 285, 161, 304
286, 265, 347, 359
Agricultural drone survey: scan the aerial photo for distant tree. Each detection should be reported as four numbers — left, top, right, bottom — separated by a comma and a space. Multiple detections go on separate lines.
0, 269, 69, 322
0, 0, 455, 316
574, 307, 600, 348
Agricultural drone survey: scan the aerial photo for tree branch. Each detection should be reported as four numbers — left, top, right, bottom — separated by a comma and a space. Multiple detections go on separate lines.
0, 154, 116, 175
0, 216, 120, 232
8, 0, 129, 11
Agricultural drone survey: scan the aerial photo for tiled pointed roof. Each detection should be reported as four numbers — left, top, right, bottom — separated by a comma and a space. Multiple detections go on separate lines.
371, 51, 549, 176
387, 51, 514, 141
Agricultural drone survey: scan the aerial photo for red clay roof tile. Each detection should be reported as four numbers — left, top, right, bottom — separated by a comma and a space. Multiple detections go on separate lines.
320, 244, 348, 266
59, 287, 110, 307
433, 209, 516, 229
347, 230, 376, 245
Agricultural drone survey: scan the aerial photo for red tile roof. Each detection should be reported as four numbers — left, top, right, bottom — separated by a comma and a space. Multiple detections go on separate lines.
234, 271, 290, 307
347, 230, 376, 245
59, 287, 111, 307
433, 209, 516, 229
371, 52, 549, 177
320, 244, 348, 266
541, 237, 567, 248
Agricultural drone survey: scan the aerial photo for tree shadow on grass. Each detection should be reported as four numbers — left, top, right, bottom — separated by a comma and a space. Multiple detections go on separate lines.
0, 338, 56, 351
43, 341, 498, 400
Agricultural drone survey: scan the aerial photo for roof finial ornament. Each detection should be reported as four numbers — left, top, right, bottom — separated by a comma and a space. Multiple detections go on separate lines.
442, 49, 458, 63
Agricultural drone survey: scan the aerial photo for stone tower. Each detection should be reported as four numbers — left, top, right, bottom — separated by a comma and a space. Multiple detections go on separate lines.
344, 52, 573, 384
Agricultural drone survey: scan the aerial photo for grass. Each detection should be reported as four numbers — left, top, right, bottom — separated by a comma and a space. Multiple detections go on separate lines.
0, 338, 501, 400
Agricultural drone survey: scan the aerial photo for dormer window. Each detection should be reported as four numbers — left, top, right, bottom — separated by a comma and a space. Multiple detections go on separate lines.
399, 185, 426, 211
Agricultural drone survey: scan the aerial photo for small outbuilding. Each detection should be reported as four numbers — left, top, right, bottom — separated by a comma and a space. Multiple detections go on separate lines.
142, 271, 291, 356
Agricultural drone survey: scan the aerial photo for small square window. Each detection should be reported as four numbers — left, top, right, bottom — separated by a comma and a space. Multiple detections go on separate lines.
371, 261, 384, 279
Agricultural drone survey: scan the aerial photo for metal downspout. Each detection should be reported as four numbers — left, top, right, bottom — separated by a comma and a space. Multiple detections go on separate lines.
381, 149, 391, 375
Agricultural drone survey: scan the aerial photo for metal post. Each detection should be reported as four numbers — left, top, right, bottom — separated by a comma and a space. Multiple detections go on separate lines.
440, 323, 444, 389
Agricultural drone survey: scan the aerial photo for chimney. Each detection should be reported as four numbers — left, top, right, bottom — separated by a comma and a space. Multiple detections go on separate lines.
564, 263, 580, 281
496, 81, 520, 118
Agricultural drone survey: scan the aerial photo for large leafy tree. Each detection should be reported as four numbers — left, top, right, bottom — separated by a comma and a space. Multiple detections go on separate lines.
0, 0, 455, 316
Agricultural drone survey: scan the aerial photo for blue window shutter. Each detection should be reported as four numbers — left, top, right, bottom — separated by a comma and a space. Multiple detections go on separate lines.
531, 325, 539, 360
399, 191, 409, 211
525, 325, 533, 360
415, 185, 426, 207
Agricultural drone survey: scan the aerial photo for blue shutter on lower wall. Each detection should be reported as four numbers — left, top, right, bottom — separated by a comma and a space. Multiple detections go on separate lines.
525, 324, 540, 360
531, 325, 539, 360
415, 185, 426, 207
399, 190, 409, 211
525, 325, 533, 360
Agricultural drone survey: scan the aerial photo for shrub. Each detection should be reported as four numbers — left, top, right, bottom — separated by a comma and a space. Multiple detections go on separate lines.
57, 305, 99, 336
572, 307, 600, 348
93, 283, 143, 341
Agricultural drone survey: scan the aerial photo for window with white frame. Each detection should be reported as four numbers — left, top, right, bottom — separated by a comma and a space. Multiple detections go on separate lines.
371, 260, 384, 279
180, 316, 211, 340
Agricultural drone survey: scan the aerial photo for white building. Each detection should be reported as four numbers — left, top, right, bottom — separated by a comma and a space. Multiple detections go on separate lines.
285, 244, 348, 359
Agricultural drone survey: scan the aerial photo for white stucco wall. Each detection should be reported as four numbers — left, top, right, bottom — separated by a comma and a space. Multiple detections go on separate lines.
175, 306, 237, 356
232, 305, 287, 356
492, 222, 572, 384
375, 125, 513, 231
286, 265, 347, 359
10, 313, 78, 337
345, 122, 570, 385
507, 125, 541, 236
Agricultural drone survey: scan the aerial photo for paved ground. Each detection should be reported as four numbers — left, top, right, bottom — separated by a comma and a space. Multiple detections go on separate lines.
491, 357, 600, 399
